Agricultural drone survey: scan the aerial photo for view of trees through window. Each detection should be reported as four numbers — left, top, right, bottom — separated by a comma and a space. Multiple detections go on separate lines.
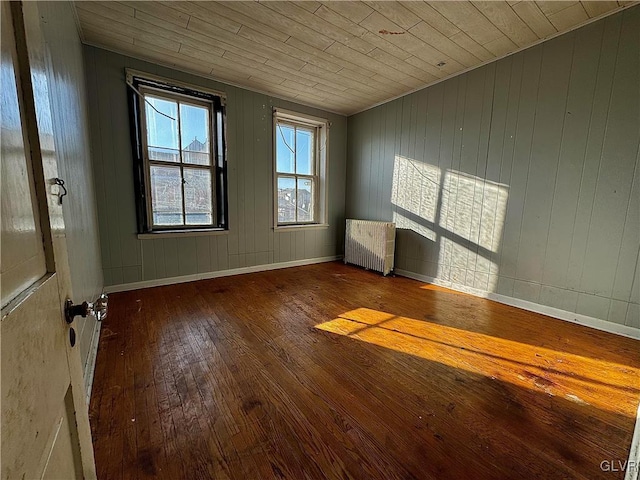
276, 122, 316, 224
144, 94, 214, 227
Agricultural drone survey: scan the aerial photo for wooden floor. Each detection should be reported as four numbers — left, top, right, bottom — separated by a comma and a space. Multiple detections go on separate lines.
90, 262, 640, 480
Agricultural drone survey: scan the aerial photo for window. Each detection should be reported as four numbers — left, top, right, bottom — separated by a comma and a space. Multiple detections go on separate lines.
274, 109, 328, 227
128, 71, 227, 232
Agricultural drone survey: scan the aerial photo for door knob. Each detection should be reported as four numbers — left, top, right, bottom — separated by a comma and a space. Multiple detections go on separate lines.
65, 300, 92, 324
64, 294, 108, 324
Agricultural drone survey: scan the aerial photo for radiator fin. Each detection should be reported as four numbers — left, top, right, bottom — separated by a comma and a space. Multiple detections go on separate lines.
344, 219, 396, 276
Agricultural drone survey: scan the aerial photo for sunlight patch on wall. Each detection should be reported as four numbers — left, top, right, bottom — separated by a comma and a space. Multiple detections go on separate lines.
390, 154, 509, 293
440, 170, 508, 252
438, 170, 508, 290
391, 155, 440, 241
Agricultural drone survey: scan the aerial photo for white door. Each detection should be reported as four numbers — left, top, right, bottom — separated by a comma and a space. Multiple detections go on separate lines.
1, 2, 97, 479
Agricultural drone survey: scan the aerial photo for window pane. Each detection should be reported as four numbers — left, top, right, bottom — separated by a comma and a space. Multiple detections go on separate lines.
145, 96, 179, 163
150, 165, 183, 225
184, 168, 213, 225
296, 128, 314, 175
277, 176, 296, 223
180, 104, 210, 166
297, 177, 314, 222
276, 123, 295, 173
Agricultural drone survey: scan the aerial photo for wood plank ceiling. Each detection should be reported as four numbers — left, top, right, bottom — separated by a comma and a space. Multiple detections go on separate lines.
73, 1, 635, 115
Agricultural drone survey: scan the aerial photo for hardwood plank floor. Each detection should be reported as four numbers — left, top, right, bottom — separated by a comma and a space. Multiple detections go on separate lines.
90, 262, 640, 479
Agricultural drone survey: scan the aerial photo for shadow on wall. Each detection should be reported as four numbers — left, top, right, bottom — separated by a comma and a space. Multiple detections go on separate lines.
391, 154, 508, 293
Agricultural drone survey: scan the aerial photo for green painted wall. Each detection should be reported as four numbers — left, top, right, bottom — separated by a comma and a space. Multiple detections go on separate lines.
84, 47, 347, 287
38, 2, 103, 371
346, 7, 639, 329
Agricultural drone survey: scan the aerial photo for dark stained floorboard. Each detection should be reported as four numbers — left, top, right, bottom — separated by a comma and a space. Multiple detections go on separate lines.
90, 262, 640, 479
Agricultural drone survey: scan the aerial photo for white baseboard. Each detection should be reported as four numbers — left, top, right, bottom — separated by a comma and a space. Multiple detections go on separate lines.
104, 255, 343, 294
395, 269, 640, 340
83, 317, 102, 405
626, 402, 640, 480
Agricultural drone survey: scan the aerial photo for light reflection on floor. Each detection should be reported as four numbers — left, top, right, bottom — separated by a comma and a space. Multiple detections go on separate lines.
316, 307, 640, 417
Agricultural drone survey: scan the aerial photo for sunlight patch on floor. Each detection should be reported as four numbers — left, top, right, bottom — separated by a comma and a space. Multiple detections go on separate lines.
316, 307, 640, 416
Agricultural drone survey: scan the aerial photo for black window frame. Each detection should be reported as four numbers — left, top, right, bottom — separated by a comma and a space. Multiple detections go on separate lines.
128, 72, 228, 233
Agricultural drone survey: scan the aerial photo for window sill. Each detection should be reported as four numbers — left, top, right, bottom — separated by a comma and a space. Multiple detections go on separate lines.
138, 229, 229, 239
274, 223, 329, 231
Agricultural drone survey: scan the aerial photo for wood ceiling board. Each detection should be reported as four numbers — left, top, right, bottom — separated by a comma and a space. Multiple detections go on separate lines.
547, 2, 590, 30
314, 4, 369, 38
363, 1, 423, 30
359, 12, 458, 75
92, 1, 133, 17
239, 27, 337, 72
163, 15, 267, 62
295, 1, 322, 14
99, 5, 229, 56
170, 42, 266, 80
535, 1, 579, 16
472, 1, 539, 46
484, 35, 519, 57
248, 55, 343, 90
104, 38, 233, 78
76, 4, 189, 53
358, 31, 413, 61
187, 17, 285, 64
262, 1, 376, 55
449, 31, 495, 62
402, 1, 462, 37
223, 51, 377, 106
403, 55, 447, 79
582, 1, 620, 17
323, 41, 423, 89
511, 2, 558, 38
83, 28, 134, 47
430, 2, 506, 45
367, 47, 441, 83
123, 1, 191, 29
221, 1, 334, 51
298, 62, 401, 98
282, 35, 369, 77
204, 2, 290, 42
74, 0, 635, 115
161, 2, 242, 33
321, 1, 374, 24
408, 21, 484, 68
76, 10, 157, 46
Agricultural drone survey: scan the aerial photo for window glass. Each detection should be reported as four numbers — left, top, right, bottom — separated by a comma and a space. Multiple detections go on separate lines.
295, 128, 313, 175
145, 96, 179, 163
296, 177, 314, 222
180, 104, 210, 166
184, 168, 213, 225
150, 165, 183, 225
277, 176, 296, 223
276, 124, 295, 174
